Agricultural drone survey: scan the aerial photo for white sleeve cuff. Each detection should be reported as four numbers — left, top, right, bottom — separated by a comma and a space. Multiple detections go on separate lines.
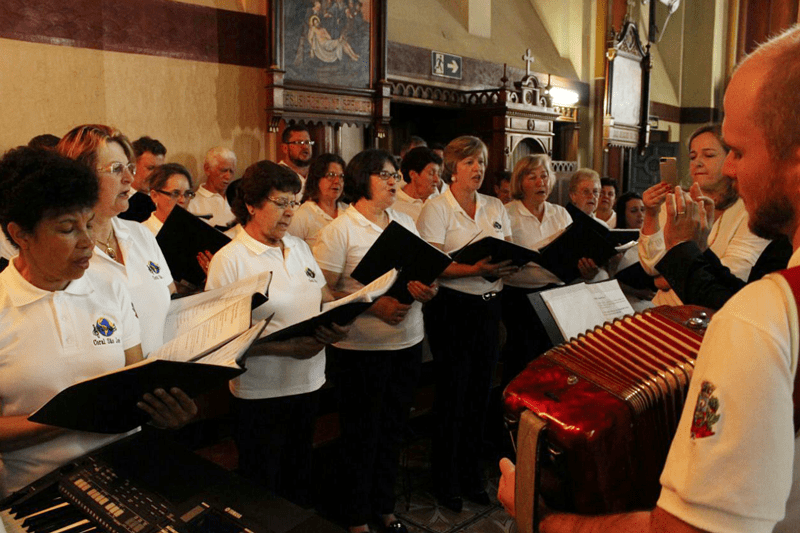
638, 230, 666, 276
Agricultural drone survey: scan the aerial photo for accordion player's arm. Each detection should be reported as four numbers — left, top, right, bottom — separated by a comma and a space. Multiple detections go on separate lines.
540, 506, 709, 533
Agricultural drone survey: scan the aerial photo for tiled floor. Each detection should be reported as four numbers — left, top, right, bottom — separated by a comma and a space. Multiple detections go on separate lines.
389, 425, 517, 533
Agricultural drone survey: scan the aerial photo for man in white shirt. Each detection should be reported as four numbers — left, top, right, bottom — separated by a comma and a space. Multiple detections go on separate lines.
188, 147, 237, 228
394, 146, 442, 222
279, 124, 314, 194
499, 25, 800, 533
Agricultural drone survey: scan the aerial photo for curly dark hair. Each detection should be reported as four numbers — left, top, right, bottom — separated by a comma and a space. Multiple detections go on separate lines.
0, 147, 99, 247
231, 160, 301, 225
302, 153, 346, 203
343, 149, 397, 203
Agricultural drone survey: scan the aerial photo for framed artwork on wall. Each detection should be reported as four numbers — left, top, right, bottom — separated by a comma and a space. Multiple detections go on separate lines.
282, 0, 373, 89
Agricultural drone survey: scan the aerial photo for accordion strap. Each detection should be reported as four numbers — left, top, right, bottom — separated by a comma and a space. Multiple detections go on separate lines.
774, 265, 800, 434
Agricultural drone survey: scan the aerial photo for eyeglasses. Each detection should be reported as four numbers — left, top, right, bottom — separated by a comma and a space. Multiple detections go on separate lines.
97, 162, 136, 177
579, 189, 600, 198
374, 170, 401, 181
267, 197, 301, 210
323, 172, 345, 180
286, 140, 315, 146
156, 189, 196, 200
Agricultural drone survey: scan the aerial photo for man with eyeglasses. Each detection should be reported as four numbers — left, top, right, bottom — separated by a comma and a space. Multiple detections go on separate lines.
119, 136, 166, 223
188, 146, 237, 230
279, 124, 314, 195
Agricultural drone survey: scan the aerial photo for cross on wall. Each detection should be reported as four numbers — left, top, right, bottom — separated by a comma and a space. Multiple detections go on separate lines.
523, 48, 535, 76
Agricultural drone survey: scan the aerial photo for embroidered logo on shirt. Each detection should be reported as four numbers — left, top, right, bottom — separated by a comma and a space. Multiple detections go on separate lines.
146, 260, 164, 280
305, 267, 316, 280
690, 381, 720, 439
493, 221, 502, 231
93, 318, 117, 338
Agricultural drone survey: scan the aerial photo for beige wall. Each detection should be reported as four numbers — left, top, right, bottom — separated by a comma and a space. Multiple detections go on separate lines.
0, 0, 269, 185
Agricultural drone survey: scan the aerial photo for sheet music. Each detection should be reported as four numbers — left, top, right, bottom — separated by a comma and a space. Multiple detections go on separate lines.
193, 318, 268, 367
586, 280, 634, 320
150, 295, 253, 362
321, 268, 399, 312
164, 271, 272, 340
540, 280, 633, 341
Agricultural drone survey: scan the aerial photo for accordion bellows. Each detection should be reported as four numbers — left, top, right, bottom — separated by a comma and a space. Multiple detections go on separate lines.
503, 305, 710, 515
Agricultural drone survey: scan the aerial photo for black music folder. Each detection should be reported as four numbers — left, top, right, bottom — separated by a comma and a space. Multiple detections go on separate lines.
350, 221, 452, 304
452, 236, 540, 268
534, 223, 619, 283
29, 321, 268, 434
258, 301, 374, 343
156, 205, 232, 287
607, 228, 640, 247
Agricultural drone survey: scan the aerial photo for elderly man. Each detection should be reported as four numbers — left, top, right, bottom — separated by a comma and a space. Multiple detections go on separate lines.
119, 136, 166, 222
188, 147, 237, 229
500, 25, 800, 533
279, 124, 314, 194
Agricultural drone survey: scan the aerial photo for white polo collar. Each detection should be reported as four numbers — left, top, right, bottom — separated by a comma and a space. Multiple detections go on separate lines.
397, 187, 423, 205
515, 200, 549, 220
2, 258, 92, 308
345, 204, 399, 232
236, 226, 289, 257
196, 186, 217, 198
443, 187, 486, 219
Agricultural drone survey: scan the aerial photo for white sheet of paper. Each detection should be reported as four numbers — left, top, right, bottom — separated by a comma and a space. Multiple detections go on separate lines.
321, 268, 399, 312
586, 280, 635, 320
540, 280, 633, 341
164, 271, 272, 340
150, 295, 252, 362
194, 318, 268, 367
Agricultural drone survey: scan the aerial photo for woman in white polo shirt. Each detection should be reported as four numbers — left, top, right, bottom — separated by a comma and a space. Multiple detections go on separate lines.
205, 160, 345, 508
288, 153, 348, 247
57, 125, 175, 357
416, 136, 518, 512
141, 163, 196, 236
313, 149, 436, 533
0, 148, 195, 497
501, 154, 572, 384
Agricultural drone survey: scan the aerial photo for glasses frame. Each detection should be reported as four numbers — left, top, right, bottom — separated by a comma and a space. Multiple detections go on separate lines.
323, 172, 345, 180
155, 189, 197, 201
267, 196, 301, 210
374, 170, 401, 181
97, 161, 136, 177
286, 140, 315, 146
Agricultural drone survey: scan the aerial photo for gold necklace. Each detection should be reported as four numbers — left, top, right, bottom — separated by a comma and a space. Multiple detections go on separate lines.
96, 228, 117, 260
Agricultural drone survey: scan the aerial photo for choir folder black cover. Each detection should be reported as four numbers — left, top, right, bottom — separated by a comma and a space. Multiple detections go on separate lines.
350, 221, 452, 304
156, 206, 232, 287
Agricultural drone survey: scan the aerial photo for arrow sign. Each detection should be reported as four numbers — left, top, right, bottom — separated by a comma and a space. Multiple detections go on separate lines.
431, 51, 463, 80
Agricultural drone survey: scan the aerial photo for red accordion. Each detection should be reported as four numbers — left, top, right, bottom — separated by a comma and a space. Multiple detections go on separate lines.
503, 305, 711, 531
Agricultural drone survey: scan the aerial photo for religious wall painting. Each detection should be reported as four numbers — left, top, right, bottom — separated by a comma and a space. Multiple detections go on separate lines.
284, 0, 371, 89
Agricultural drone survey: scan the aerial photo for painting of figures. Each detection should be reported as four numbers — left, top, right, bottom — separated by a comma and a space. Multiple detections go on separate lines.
284, 0, 371, 88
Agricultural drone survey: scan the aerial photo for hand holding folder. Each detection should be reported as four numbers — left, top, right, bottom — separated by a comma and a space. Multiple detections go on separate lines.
350, 222, 452, 304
